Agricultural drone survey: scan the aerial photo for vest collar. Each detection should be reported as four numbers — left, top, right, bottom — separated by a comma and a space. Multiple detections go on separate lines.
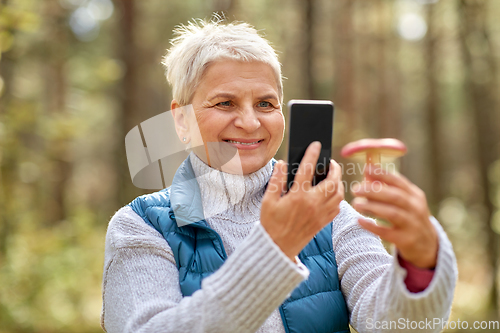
170, 157, 205, 227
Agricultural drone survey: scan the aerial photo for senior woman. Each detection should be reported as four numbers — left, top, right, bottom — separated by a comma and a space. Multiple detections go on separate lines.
101, 18, 457, 333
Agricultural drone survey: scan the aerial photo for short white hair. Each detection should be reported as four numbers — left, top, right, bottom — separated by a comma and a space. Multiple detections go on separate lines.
161, 16, 283, 106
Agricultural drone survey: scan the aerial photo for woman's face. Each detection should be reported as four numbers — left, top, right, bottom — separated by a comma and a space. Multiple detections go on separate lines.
180, 60, 284, 175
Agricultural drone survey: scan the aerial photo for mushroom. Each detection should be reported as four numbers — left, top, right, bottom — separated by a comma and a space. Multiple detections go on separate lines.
341, 138, 407, 166
342, 138, 407, 225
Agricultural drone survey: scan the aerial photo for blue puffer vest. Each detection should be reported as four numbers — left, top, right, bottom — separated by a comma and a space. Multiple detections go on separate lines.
129, 157, 350, 333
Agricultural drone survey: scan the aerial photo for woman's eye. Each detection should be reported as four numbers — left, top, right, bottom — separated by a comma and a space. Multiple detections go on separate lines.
257, 101, 271, 108
217, 101, 231, 107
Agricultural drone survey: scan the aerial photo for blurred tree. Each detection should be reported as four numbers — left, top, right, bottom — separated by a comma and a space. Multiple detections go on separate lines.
43, 0, 72, 225
375, 0, 387, 138
375, 0, 401, 139
332, 0, 355, 137
0, 0, 15, 259
459, 0, 500, 315
213, 0, 238, 14
425, 2, 444, 212
304, 0, 314, 99
115, 0, 146, 205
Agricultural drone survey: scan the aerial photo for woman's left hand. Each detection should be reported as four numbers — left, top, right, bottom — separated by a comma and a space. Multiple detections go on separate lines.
351, 165, 439, 269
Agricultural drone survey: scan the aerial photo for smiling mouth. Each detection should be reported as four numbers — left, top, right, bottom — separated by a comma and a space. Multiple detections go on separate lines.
224, 139, 263, 145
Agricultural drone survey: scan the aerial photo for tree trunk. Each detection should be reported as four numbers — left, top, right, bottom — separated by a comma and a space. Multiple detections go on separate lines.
115, 0, 145, 205
213, 0, 237, 15
0, 0, 13, 258
332, 0, 355, 136
376, 0, 388, 138
425, 3, 443, 213
43, 0, 71, 224
304, 0, 315, 99
458, 0, 500, 315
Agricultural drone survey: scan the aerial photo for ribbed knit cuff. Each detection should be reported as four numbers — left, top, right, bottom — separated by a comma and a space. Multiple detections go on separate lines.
393, 217, 456, 295
388, 216, 457, 330
202, 222, 309, 332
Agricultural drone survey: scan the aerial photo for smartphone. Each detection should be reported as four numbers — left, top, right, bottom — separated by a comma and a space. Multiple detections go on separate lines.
286, 100, 334, 191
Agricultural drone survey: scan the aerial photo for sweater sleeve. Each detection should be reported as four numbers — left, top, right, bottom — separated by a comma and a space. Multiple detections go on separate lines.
101, 206, 309, 333
332, 201, 457, 333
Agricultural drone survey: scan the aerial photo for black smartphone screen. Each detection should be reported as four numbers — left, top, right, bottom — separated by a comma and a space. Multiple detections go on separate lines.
286, 100, 334, 191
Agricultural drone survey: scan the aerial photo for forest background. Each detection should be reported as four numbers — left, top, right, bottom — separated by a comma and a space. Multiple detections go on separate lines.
1, 0, 500, 332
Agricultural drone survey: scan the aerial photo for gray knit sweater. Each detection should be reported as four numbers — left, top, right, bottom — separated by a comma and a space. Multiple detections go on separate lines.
101, 153, 457, 333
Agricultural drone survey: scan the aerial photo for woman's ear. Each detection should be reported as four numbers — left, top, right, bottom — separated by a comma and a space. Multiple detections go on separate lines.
171, 100, 190, 143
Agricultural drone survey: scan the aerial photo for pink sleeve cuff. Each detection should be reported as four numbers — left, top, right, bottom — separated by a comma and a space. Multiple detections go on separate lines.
398, 254, 435, 293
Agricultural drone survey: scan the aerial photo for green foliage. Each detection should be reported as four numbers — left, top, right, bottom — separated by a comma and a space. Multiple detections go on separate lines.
0, 208, 105, 332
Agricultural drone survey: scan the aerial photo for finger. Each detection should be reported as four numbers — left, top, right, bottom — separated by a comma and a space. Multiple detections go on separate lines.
264, 160, 287, 201
326, 180, 345, 206
352, 181, 412, 211
292, 141, 321, 190
316, 159, 342, 196
328, 159, 343, 184
358, 218, 398, 243
325, 175, 345, 211
364, 165, 414, 194
352, 199, 411, 228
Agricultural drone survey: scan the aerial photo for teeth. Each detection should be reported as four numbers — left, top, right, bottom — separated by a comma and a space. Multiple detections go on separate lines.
226, 140, 260, 145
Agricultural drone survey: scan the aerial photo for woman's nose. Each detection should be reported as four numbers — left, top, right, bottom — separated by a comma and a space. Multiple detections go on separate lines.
234, 106, 261, 132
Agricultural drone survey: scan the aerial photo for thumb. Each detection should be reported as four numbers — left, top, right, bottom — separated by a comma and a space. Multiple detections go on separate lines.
264, 160, 287, 202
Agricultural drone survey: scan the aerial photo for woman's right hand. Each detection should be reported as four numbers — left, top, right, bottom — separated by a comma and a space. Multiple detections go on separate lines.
261, 141, 344, 261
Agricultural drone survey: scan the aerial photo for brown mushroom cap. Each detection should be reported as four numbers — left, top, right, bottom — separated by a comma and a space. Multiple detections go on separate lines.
341, 138, 407, 158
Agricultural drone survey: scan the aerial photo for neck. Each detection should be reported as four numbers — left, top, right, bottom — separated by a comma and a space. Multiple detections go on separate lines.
189, 152, 273, 224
